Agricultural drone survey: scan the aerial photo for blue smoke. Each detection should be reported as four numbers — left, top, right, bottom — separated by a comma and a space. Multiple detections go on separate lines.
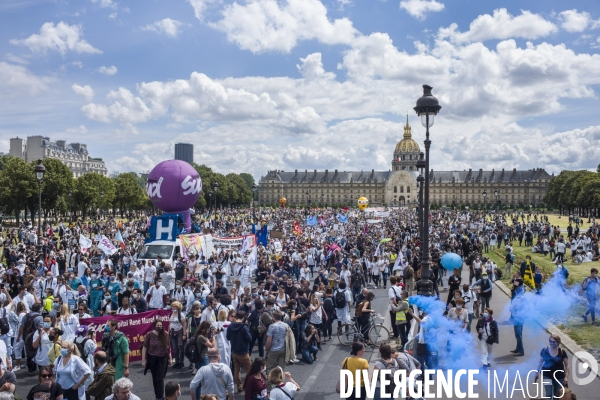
406, 271, 582, 395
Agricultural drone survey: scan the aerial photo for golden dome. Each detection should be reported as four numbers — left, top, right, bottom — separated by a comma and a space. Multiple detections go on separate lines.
395, 115, 420, 153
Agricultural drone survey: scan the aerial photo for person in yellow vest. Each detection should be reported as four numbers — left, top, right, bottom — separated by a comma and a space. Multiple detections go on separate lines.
520, 256, 536, 289
43, 289, 54, 315
390, 290, 410, 347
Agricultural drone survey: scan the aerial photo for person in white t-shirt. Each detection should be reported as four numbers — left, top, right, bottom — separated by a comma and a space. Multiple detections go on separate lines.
144, 262, 157, 294
145, 279, 167, 310
268, 367, 300, 400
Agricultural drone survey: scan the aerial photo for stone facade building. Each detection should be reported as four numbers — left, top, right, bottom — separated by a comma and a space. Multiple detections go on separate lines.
257, 118, 551, 208
9, 136, 108, 177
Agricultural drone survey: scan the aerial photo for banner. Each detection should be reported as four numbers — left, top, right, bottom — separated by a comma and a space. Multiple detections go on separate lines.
98, 235, 118, 255
79, 310, 170, 362
179, 234, 214, 259
212, 235, 256, 249
146, 214, 181, 243
79, 235, 92, 252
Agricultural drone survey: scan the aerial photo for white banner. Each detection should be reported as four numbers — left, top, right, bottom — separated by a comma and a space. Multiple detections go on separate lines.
366, 219, 383, 224
97, 235, 118, 255
79, 235, 92, 251
212, 235, 256, 249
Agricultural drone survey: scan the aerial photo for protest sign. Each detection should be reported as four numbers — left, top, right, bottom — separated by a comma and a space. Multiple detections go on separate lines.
98, 235, 118, 255
80, 310, 170, 361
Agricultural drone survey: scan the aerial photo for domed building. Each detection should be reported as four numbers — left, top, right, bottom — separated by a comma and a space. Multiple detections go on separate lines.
258, 116, 551, 208
392, 116, 421, 172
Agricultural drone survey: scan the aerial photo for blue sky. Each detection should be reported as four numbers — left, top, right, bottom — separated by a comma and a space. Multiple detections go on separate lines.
1, 0, 600, 179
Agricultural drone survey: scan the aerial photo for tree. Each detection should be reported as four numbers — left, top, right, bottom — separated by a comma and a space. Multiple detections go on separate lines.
35, 159, 73, 220
239, 173, 255, 191
0, 157, 36, 224
226, 173, 253, 205
112, 172, 147, 217
73, 173, 115, 220
0, 155, 15, 171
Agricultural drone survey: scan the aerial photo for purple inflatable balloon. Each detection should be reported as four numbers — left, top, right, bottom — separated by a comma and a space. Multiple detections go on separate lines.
146, 160, 202, 231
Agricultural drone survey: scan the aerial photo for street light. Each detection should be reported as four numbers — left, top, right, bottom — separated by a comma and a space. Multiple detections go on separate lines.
69, 189, 73, 222
494, 187, 499, 213
208, 192, 212, 211
213, 181, 219, 209
482, 189, 487, 217
100, 190, 104, 220
416, 151, 426, 260
252, 184, 257, 221
413, 84, 441, 297
34, 160, 45, 251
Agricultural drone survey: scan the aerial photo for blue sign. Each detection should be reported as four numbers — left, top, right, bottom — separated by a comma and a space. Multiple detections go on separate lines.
146, 214, 182, 242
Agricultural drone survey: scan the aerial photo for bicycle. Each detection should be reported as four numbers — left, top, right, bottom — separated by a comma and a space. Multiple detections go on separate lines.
337, 313, 390, 346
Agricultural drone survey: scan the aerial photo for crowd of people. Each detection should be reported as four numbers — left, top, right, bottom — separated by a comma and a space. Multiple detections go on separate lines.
0, 206, 596, 400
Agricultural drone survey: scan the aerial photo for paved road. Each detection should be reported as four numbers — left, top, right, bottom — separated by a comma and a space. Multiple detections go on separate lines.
14, 270, 600, 399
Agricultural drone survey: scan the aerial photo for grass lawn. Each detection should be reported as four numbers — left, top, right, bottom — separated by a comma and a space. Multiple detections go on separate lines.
483, 239, 600, 351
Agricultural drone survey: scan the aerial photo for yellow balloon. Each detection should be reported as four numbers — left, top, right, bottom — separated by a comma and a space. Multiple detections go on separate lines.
357, 197, 369, 211
280, 197, 287, 207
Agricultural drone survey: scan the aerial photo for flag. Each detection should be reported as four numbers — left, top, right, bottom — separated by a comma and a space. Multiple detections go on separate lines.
337, 214, 349, 223
306, 215, 317, 226
293, 221, 303, 236
79, 235, 92, 252
318, 217, 326, 227
248, 246, 258, 271
374, 244, 381, 257
115, 231, 126, 249
257, 224, 268, 246
240, 235, 252, 255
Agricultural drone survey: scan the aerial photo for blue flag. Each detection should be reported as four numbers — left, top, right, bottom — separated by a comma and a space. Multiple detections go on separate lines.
337, 213, 349, 223
257, 224, 268, 246
306, 215, 317, 226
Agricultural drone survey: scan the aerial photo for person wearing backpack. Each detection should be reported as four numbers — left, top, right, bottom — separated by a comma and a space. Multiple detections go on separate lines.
322, 288, 335, 342
20, 302, 43, 374
373, 343, 399, 400
471, 272, 493, 315
403, 264, 415, 296
334, 281, 352, 332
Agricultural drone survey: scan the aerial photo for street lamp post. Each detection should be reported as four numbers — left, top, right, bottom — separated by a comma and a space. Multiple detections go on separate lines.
100, 190, 104, 220
494, 187, 499, 213
413, 85, 441, 297
208, 192, 212, 211
69, 189, 73, 222
213, 181, 219, 209
482, 189, 487, 218
416, 152, 426, 260
34, 160, 46, 251
252, 184, 257, 221
320, 193, 324, 206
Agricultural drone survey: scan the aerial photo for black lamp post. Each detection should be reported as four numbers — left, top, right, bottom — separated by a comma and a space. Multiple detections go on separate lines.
99, 190, 104, 220
252, 184, 257, 220
494, 187, 499, 213
320, 193, 324, 206
305, 191, 310, 207
413, 85, 441, 297
213, 181, 219, 209
69, 189, 73, 222
208, 192, 212, 211
482, 189, 487, 217
416, 151, 426, 259
34, 160, 45, 251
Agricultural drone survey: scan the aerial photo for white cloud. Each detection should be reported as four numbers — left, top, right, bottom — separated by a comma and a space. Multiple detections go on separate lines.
90, 0, 117, 9
438, 8, 557, 44
400, 0, 444, 20
558, 9, 600, 33
212, 0, 360, 53
142, 18, 186, 38
0, 62, 53, 97
72, 83, 94, 101
65, 125, 88, 134
188, 0, 220, 21
10, 22, 102, 55
4, 53, 29, 64
97, 65, 117, 75
296, 53, 335, 81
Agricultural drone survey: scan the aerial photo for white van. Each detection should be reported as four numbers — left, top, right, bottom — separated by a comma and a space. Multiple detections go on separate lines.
137, 238, 183, 267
